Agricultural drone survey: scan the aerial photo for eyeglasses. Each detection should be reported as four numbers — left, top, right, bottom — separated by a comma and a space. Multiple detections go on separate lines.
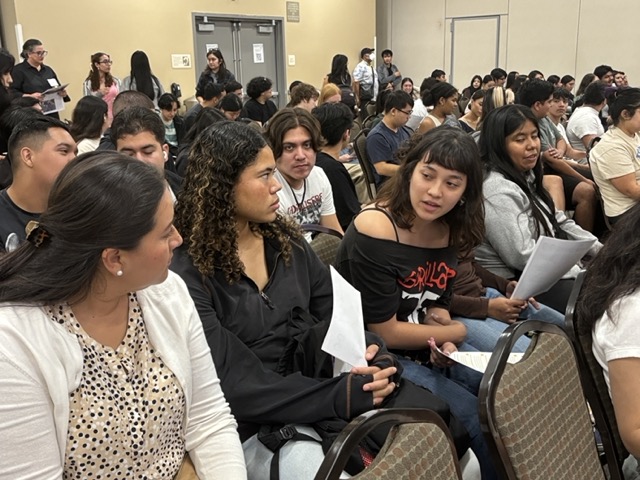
32, 50, 48, 57
398, 108, 413, 115
99, 60, 113, 65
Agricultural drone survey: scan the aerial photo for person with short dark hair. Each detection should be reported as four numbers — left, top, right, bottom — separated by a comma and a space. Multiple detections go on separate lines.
158, 92, 184, 154
490, 68, 507, 86
353, 48, 378, 118
183, 82, 225, 133
218, 93, 243, 121
594, 64, 614, 85
10, 39, 69, 119
518, 79, 597, 232
70, 96, 108, 154
0, 152, 246, 478
311, 102, 361, 230
95, 90, 155, 152
547, 74, 561, 87
195, 48, 235, 102
264, 108, 343, 238
528, 69, 545, 80
241, 76, 278, 126
224, 80, 243, 97
175, 107, 226, 177
431, 69, 447, 82
376, 49, 401, 92
481, 74, 495, 90
0, 116, 75, 251
614, 70, 628, 88
366, 90, 414, 185
111, 106, 182, 194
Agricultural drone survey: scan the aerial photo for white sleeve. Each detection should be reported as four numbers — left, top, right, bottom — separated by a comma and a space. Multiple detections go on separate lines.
595, 293, 640, 364
0, 350, 63, 479
184, 298, 247, 479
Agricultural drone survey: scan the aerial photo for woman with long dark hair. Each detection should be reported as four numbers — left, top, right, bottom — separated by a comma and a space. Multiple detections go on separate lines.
323, 54, 352, 89
82, 52, 120, 121
337, 127, 495, 479
0, 48, 14, 116
195, 48, 235, 102
0, 152, 246, 478
476, 104, 600, 313
577, 203, 640, 471
122, 50, 164, 107
461, 74, 482, 100
70, 96, 108, 153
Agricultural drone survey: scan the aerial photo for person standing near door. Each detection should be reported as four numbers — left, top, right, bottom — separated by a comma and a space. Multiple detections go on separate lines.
353, 48, 378, 120
195, 49, 235, 103
10, 39, 70, 119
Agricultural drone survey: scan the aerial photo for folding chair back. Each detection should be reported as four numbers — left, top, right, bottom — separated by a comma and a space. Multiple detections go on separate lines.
353, 128, 377, 202
302, 224, 343, 268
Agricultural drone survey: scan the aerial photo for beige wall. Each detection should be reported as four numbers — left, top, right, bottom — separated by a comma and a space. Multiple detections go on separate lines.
379, 0, 640, 91
0, 0, 375, 119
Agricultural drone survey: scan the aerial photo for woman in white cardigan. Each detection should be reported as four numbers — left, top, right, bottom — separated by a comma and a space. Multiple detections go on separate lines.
0, 152, 246, 479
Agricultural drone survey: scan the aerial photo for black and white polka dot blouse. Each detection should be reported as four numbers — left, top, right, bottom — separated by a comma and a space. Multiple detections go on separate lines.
49, 293, 186, 478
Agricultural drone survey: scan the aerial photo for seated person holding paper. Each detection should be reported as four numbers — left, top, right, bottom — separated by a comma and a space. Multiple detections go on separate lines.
170, 121, 477, 480
475, 105, 600, 314
450, 247, 565, 353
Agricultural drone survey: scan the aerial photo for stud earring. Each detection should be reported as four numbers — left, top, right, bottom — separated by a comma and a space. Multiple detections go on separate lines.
116, 270, 123, 277
459, 198, 465, 206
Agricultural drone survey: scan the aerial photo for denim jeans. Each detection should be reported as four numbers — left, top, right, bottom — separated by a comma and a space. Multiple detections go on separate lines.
455, 287, 565, 353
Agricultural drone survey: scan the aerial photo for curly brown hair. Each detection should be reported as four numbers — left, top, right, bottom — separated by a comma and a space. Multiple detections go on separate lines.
175, 121, 302, 283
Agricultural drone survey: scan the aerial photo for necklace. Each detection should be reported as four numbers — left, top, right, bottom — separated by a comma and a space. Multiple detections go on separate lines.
287, 179, 307, 211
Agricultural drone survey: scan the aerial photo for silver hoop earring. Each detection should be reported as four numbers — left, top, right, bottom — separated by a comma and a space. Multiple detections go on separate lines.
116, 270, 123, 277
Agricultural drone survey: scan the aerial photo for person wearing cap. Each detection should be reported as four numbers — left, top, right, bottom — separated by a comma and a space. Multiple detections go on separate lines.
353, 47, 378, 120
376, 49, 401, 92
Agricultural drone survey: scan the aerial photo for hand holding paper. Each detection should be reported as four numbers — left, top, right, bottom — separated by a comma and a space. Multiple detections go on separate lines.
321, 267, 367, 377
510, 236, 595, 300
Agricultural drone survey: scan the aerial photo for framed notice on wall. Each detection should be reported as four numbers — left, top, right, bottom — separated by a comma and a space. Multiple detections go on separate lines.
286, 2, 300, 22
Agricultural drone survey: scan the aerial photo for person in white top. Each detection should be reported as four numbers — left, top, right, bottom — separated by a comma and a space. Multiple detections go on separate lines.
264, 108, 343, 241
577, 203, 640, 476
0, 152, 246, 479
566, 81, 606, 152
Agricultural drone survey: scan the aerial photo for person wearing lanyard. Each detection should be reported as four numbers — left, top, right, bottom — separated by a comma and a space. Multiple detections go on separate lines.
10, 39, 69, 119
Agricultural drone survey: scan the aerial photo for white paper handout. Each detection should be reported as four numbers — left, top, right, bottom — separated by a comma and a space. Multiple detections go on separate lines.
432, 346, 524, 374
322, 267, 367, 377
510, 236, 595, 300
41, 83, 69, 115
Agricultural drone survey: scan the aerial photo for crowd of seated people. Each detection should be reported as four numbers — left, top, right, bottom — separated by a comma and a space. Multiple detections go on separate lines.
1, 34, 639, 479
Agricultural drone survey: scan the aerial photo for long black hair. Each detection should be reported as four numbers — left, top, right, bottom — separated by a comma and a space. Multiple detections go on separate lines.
479, 104, 566, 239
129, 50, 157, 101
576, 203, 640, 334
0, 152, 166, 304
327, 54, 351, 87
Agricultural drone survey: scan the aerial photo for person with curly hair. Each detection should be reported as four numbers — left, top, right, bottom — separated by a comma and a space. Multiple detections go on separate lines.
82, 52, 121, 121
170, 121, 476, 479
240, 76, 278, 126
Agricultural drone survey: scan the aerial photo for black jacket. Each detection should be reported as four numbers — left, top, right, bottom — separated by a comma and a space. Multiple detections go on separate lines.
171, 236, 399, 440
